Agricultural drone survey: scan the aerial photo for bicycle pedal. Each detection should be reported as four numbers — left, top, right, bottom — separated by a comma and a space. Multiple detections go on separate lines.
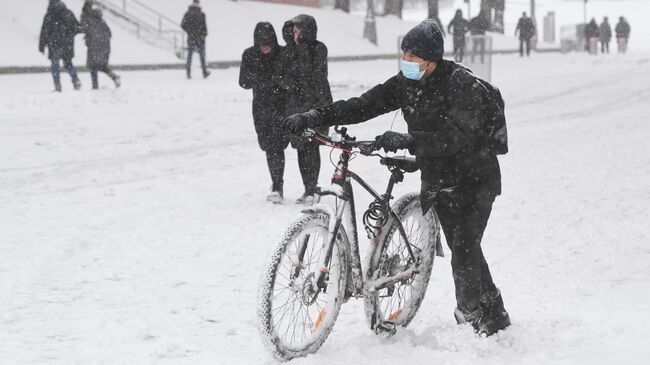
374, 320, 397, 338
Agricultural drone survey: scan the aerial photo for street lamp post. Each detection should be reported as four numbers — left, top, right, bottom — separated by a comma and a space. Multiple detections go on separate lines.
363, 0, 377, 45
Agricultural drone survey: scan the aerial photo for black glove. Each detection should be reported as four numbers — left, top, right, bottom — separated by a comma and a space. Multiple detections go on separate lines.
375, 131, 415, 153
283, 109, 324, 134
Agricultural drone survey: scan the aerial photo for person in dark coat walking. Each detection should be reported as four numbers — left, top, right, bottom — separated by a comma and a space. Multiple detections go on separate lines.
82, 8, 120, 89
181, 0, 209, 79
39, 0, 82, 92
615, 16, 631, 54
274, 14, 332, 205
515, 12, 536, 57
468, 10, 490, 63
239, 22, 288, 203
283, 20, 511, 337
599, 17, 612, 54
584, 18, 600, 54
447, 9, 469, 63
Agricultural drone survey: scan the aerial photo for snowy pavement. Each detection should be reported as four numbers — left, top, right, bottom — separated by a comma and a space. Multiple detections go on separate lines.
1, 53, 650, 364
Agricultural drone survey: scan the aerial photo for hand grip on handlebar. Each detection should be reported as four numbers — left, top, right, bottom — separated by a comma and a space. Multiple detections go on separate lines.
357, 141, 379, 156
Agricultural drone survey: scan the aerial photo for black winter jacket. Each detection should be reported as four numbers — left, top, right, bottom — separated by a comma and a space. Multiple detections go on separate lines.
469, 14, 490, 36
39, 2, 82, 60
181, 5, 207, 49
239, 22, 287, 151
82, 10, 112, 68
448, 15, 469, 40
615, 20, 631, 38
515, 17, 536, 40
317, 60, 501, 212
274, 15, 333, 117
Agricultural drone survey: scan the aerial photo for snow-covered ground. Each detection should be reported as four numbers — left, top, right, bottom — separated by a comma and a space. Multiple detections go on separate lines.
2, 52, 650, 364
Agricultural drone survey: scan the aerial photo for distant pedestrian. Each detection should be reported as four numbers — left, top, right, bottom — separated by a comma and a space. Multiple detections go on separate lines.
584, 18, 600, 55
515, 12, 536, 57
39, 0, 82, 92
599, 17, 612, 54
239, 22, 288, 204
181, 0, 210, 79
469, 10, 490, 64
274, 15, 332, 205
447, 9, 469, 63
82, 8, 120, 89
615, 17, 631, 54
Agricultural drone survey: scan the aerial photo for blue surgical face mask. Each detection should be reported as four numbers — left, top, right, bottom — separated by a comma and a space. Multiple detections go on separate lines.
401, 60, 428, 81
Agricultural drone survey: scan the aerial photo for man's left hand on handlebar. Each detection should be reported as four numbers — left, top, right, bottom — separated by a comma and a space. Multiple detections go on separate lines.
283, 109, 324, 134
375, 131, 415, 153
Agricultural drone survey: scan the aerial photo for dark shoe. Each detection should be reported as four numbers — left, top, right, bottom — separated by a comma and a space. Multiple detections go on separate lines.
113, 75, 121, 88
476, 288, 511, 336
203, 70, 211, 79
73, 79, 82, 90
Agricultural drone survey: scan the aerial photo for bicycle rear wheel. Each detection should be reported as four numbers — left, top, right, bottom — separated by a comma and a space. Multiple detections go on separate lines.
364, 193, 440, 332
258, 212, 348, 361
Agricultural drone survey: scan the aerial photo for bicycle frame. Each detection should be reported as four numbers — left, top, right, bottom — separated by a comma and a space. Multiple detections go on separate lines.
300, 137, 420, 299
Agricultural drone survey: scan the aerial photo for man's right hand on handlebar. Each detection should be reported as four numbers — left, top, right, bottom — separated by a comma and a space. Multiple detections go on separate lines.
283, 109, 325, 134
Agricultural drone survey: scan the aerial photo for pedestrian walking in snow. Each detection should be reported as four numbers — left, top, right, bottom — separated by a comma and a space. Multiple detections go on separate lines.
239, 22, 288, 204
82, 8, 121, 89
447, 9, 469, 63
468, 10, 490, 64
599, 17, 612, 54
274, 15, 332, 205
283, 19, 511, 337
515, 12, 536, 57
181, 0, 210, 79
39, 0, 82, 92
615, 17, 631, 54
585, 18, 600, 54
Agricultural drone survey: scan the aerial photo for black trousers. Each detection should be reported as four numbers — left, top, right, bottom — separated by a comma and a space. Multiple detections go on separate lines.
433, 188, 498, 313
519, 38, 531, 57
90, 65, 117, 89
453, 37, 466, 63
265, 147, 285, 193
601, 40, 610, 53
296, 141, 320, 195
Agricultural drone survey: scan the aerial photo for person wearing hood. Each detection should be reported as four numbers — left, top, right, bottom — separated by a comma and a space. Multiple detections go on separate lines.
181, 0, 210, 79
447, 9, 469, 63
39, 0, 83, 92
239, 22, 288, 203
283, 20, 511, 337
274, 15, 332, 205
468, 10, 490, 64
82, 8, 121, 89
615, 16, 631, 54
599, 17, 612, 54
515, 12, 536, 57
584, 18, 600, 54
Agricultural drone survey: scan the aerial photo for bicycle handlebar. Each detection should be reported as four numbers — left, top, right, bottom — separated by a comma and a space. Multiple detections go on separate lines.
302, 127, 380, 156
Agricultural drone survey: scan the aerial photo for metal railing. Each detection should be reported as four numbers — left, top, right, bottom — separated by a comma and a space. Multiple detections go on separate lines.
94, 0, 186, 59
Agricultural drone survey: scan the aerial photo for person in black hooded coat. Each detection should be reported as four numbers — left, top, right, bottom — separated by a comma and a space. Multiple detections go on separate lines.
274, 14, 332, 204
82, 8, 121, 89
283, 20, 511, 337
39, 0, 82, 92
447, 9, 469, 63
239, 22, 288, 203
181, 0, 210, 79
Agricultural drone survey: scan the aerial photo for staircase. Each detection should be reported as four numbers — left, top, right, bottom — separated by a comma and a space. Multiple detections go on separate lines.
94, 0, 186, 59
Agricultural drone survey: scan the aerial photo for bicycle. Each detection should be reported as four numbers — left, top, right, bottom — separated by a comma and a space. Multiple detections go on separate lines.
257, 127, 443, 361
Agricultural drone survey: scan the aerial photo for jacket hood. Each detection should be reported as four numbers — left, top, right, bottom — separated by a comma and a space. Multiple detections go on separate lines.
254, 22, 278, 48
291, 14, 317, 43
454, 9, 463, 19
282, 20, 295, 46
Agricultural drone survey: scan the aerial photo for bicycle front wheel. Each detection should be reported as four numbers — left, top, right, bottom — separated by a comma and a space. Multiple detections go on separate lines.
258, 212, 348, 361
364, 192, 440, 331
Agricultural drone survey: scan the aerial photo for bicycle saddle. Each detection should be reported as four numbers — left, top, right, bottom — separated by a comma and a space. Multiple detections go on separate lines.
382, 156, 419, 173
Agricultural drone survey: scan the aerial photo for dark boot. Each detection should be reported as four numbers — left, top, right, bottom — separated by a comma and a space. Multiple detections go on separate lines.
454, 288, 510, 336
475, 288, 511, 336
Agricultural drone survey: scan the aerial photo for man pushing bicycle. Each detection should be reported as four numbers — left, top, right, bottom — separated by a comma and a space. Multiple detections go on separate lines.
284, 20, 511, 336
